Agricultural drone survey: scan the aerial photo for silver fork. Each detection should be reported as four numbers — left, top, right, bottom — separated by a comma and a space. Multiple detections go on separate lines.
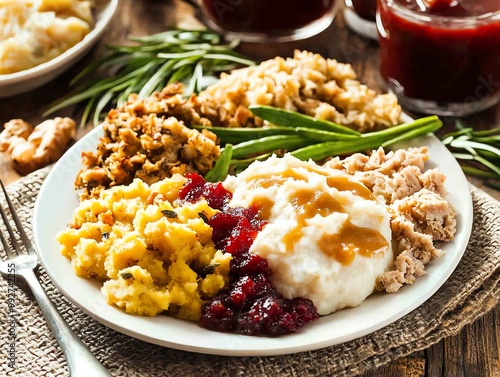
0, 180, 111, 377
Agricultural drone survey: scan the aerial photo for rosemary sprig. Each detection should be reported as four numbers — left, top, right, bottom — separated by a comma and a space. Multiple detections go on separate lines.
43, 29, 254, 128
441, 124, 500, 188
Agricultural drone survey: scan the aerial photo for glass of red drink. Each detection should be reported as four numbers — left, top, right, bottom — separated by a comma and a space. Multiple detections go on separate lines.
350, 0, 377, 21
200, 0, 339, 43
344, 0, 378, 39
377, 0, 500, 116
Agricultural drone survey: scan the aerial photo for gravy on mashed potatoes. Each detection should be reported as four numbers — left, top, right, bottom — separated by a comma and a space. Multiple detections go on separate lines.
223, 154, 394, 315
0, 0, 94, 74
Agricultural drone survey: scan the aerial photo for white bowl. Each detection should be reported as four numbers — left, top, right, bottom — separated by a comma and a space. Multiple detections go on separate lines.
0, 0, 119, 98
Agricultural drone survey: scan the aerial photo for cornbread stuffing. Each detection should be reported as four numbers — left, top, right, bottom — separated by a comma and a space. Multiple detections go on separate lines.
57, 177, 231, 320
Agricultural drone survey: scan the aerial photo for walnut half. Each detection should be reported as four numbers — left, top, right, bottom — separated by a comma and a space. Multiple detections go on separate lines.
0, 119, 34, 152
0, 117, 76, 175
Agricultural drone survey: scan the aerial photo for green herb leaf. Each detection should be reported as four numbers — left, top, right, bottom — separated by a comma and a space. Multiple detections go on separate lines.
44, 29, 255, 128
199, 263, 220, 277
441, 123, 500, 183
198, 212, 209, 224
161, 209, 178, 218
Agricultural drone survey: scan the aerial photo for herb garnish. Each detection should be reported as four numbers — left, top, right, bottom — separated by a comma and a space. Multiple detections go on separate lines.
199, 263, 220, 277
161, 209, 178, 219
44, 29, 254, 127
441, 123, 500, 189
198, 212, 209, 224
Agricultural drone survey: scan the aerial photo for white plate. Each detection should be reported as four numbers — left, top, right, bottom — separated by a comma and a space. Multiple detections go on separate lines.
0, 0, 118, 98
33, 126, 473, 356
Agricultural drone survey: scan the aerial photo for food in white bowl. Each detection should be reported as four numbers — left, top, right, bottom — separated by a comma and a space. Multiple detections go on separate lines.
0, 0, 118, 97
0, 0, 94, 74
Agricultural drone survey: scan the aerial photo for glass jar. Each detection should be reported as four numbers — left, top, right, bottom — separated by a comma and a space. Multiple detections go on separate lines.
377, 0, 500, 116
344, 0, 378, 40
200, 0, 339, 43
351, 0, 377, 21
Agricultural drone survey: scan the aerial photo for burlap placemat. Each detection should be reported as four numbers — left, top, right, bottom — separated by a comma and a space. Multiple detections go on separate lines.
1, 167, 499, 377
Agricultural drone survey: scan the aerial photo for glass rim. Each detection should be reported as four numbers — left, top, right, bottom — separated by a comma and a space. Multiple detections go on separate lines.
381, 0, 500, 25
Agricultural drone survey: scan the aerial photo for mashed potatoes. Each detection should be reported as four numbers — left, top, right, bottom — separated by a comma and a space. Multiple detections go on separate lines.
223, 154, 393, 315
57, 176, 231, 320
0, 0, 94, 74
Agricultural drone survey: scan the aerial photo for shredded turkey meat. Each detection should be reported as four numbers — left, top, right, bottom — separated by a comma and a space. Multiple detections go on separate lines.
324, 147, 457, 293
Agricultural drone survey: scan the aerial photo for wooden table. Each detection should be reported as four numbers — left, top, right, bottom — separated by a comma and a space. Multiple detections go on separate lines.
1, 1, 498, 375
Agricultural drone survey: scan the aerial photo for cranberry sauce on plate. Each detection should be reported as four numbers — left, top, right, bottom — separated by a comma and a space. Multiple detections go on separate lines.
179, 173, 319, 336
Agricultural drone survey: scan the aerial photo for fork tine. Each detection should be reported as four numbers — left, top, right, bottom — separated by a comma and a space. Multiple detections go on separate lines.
0, 179, 35, 255
0, 224, 16, 259
0, 196, 23, 255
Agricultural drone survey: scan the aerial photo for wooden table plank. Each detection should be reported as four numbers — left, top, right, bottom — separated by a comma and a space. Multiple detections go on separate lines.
425, 343, 445, 377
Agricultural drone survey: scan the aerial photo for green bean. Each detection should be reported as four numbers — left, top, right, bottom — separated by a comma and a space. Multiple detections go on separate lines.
361, 116, 440, 140
381, 120, 443, 147
230, 153, 274, 173
204, 145, 233, 182
296, 127, 360, 142
291, 138, 383, 161
231, 135, 309, 159
291, 120, 442, 161
191, 126, 296, 144
249, 105, 361, 135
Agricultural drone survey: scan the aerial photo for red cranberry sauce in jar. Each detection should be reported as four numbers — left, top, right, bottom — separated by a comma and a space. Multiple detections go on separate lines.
178, 173, 319, 336
351, 0, 377, 21
202, 0, 336, 33
378, 0, 500, 104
